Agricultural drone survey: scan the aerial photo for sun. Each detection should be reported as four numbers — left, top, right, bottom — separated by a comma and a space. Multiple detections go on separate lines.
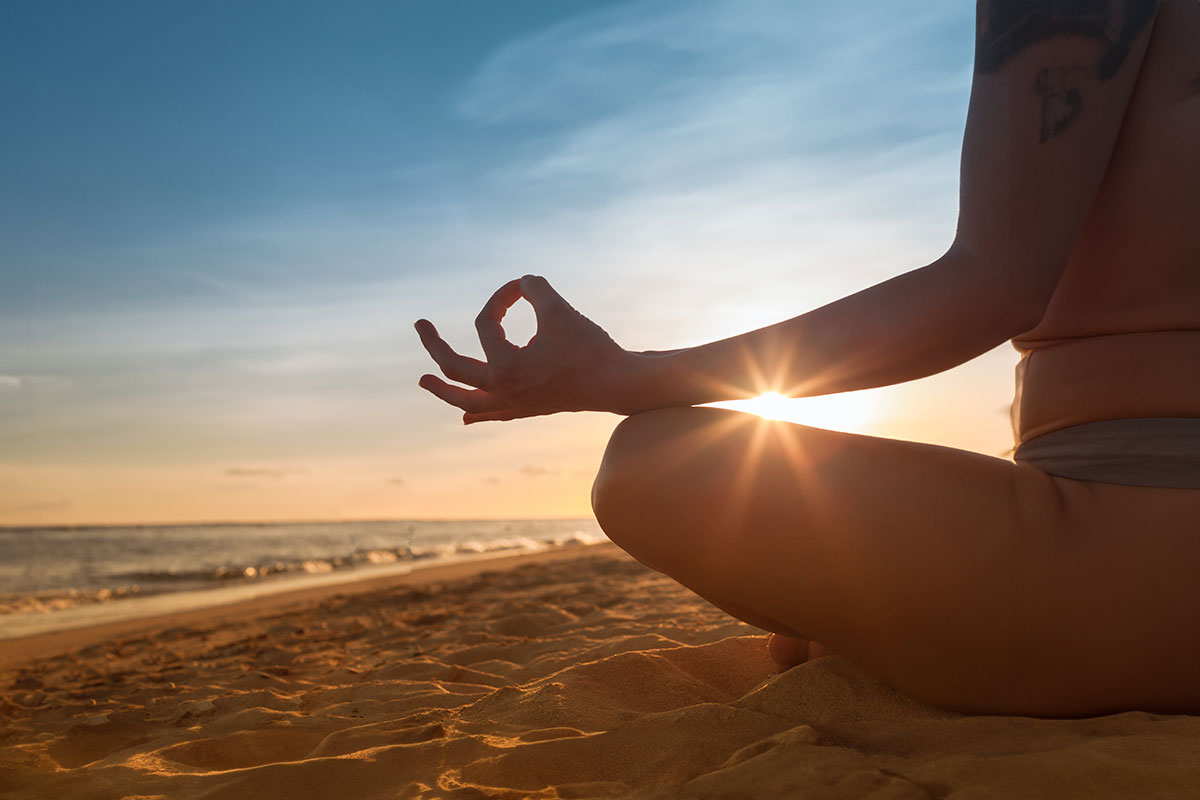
708, 390, 879, 433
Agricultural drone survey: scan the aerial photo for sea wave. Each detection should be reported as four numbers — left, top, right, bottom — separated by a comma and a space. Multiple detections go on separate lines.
0, 528, 608, 616
0, 585, 151, 615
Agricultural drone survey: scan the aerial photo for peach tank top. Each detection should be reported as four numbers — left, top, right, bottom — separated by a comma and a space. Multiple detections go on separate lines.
1011, 331, 1200, 444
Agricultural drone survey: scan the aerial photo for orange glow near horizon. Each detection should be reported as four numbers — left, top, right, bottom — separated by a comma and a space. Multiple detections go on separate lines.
1, 360, 1020, 528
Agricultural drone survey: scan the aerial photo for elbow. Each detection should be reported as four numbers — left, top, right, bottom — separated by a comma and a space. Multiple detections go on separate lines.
946, 240, 1062, 339
1003, 262, 1065, 336
1005, 296, 1052, 338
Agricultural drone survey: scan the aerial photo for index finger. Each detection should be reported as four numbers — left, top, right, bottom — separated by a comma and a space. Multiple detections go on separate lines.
474, 278, 523, 361
519, 274, 572, 323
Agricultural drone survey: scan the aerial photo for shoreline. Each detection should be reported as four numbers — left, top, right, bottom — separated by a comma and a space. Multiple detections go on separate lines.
0, 518, 605, 639
0, 514, 596, 533
0, 542, 615, 671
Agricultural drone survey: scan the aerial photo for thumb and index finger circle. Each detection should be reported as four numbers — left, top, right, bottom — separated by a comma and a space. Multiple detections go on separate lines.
476, 275, 571, 359
519, 274, 571, 323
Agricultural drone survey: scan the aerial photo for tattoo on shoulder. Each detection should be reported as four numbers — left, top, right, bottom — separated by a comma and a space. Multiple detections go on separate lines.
976, 0, 1158, 78
976, 0, 1158, 142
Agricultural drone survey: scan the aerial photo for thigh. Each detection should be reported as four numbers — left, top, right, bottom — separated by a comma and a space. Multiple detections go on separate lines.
590, 407, 1097, 712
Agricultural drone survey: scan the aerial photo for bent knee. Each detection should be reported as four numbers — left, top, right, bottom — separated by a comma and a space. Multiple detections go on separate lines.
592, 406, 750, 557
592, 407, 723, 514
590, 410, 661, 536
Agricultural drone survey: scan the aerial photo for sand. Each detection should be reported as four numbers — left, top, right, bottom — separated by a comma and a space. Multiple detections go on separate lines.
3, 542, 1200, 799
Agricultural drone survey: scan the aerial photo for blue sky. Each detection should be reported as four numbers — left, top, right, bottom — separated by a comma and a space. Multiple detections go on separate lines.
0, 0, 1017, 525
1, 0, 600, 310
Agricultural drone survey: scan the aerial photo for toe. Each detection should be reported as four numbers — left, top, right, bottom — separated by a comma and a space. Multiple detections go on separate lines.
767, 634, 811, 670
767, 634, 835, 671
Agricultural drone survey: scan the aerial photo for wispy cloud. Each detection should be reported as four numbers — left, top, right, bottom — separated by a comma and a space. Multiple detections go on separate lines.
519, 465, 559, 477
223, 467, 308, 479
0, 374, 72, 395
457, 0, 970, 191
0, 499, 73, 515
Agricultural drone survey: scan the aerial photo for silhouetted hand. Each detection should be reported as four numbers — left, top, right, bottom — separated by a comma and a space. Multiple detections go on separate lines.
416, 275, 636, 423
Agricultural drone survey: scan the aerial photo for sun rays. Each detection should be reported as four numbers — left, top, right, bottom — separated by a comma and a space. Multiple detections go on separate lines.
709, 390, 880, 434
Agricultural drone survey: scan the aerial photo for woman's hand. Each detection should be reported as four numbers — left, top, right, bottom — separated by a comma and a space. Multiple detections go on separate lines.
416, 275, 639, 423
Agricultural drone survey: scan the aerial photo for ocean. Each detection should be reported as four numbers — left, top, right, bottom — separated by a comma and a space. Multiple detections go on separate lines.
0, 518, 607, 638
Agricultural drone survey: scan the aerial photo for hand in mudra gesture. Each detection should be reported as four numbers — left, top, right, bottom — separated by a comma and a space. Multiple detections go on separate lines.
416, 275, 636, 423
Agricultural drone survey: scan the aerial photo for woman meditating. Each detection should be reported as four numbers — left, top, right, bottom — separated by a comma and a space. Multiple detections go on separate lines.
417, 0, 1200, 716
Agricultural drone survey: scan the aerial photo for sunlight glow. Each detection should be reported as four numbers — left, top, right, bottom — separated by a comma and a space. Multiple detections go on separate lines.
710, 391, 879, 433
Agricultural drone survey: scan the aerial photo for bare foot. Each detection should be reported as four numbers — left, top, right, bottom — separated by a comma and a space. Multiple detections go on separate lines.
767, 634, 833, 671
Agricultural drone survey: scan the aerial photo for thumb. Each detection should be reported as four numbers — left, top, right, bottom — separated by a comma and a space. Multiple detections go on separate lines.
520, 274, 571, 321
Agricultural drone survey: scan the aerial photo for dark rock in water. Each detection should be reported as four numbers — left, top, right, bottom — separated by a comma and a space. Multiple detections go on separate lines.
14, 691, 46, 708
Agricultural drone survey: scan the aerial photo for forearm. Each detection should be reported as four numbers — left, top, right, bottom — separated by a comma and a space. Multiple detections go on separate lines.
616, 245, 1040, 411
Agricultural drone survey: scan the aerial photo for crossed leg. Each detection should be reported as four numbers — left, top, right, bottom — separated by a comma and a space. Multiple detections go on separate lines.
590, 407, 1200, 716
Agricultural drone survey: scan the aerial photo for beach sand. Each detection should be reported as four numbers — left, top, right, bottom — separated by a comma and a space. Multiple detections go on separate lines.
3, 542, 1199, 799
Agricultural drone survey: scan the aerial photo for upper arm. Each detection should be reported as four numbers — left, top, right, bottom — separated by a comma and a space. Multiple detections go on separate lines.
953, 0, 1160, 325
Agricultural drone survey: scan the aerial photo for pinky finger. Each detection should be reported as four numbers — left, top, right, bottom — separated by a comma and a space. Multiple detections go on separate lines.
463, 408, 548, 424
419, 374, 506, 413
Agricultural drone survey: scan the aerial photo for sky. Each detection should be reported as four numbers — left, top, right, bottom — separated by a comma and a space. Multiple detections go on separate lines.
0, 0, 1022, 527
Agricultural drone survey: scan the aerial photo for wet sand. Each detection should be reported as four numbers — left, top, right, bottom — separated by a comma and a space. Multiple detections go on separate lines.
3, 542, 1200, 798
